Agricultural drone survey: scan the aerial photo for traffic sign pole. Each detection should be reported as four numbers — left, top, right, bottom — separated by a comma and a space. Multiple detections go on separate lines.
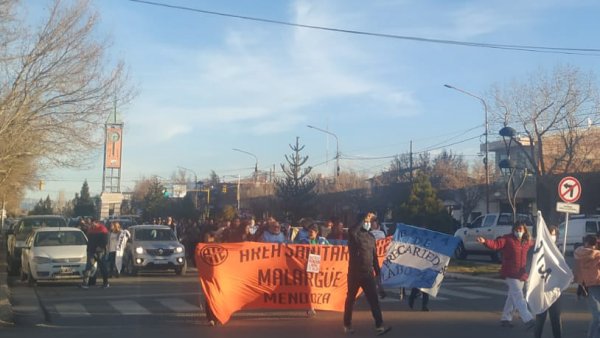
557, 176, 582, 255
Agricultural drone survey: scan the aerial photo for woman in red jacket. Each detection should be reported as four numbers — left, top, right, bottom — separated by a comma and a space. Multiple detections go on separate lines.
477, 221, 535, 329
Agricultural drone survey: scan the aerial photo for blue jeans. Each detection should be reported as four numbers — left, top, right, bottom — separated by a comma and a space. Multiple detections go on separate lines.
588, 285, 600, 338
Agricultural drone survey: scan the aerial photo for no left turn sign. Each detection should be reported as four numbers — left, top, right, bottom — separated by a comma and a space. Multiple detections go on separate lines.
558, 176, 582, 203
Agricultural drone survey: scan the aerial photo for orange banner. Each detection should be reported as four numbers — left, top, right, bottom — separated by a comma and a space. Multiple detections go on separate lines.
195, 239, 391, 324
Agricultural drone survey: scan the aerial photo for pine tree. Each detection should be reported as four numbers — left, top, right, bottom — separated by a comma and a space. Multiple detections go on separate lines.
73, 180, 96, 217
399, 172, 457, 233
30, 195, 54, 215
275, 137, 317, 224
142, 177, 168, 221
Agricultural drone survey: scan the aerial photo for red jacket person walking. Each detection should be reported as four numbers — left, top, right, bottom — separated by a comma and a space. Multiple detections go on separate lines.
477, 221, 534, 329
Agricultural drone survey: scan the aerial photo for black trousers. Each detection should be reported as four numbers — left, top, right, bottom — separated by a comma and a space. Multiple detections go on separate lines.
534, 297, 562, 338
343, 274, 383, 328
83, 251, 108, 286
409, 288, 429, 308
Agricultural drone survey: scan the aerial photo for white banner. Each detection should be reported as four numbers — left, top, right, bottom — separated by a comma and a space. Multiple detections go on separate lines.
525, 212, 573, 314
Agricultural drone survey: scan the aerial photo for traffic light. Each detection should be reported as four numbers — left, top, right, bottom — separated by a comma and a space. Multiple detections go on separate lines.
222, 185, 227, 193
162, 188, 170, 198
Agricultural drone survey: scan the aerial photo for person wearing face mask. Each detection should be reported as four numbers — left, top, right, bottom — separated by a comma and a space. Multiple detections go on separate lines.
477, 221, 535, 330
343, 212, 391, 336
534, 226, 563, 338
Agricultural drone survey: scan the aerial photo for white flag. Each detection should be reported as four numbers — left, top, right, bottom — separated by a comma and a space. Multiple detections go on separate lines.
525, 211, 573, 314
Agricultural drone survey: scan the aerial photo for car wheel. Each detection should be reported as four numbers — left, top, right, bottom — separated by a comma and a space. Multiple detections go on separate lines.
175, 260, 187, 276
455, 242, 467, 260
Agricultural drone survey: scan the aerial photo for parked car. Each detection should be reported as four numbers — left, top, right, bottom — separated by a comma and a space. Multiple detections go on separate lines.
557, 215, 600, 254
20, 227, 88, 285
121, 225, 186, 276
453, 213, 534, 261
6, 215, 68, 274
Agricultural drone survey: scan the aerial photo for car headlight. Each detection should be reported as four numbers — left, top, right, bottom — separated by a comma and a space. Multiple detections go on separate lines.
33, 256, 52, 264
175, 247, 183, 253
135, 247, 144, 254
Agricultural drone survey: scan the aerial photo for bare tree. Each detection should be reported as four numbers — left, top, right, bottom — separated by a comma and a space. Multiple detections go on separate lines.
0, 0, 134, 179
490, 64, 600, 175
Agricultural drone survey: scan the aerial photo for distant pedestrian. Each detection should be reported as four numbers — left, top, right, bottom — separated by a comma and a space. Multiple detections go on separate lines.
259, 217, 287, 244
574, 234, 600, 338
533, 225, 563, 338
343, 212, 391, 335
369, 217, 386, 240
301, 223, 330, 317
81, 220, 110, 289
477, 221, 535, 329
408, 288, 430, 312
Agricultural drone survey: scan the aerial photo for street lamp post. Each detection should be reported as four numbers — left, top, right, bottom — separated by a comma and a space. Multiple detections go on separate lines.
307, 124, 340, 179
498, 126, 528, 223
232, 148, 258, 181
444, 84, 489, 214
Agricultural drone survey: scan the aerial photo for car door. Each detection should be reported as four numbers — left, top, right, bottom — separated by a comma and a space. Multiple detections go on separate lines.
463, 216, 484, 250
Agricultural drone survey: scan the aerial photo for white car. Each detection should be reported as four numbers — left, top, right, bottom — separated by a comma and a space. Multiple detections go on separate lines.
20, 227, 88, 285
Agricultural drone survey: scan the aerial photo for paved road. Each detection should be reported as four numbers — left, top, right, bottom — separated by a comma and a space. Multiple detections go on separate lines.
3, 267, 592, 338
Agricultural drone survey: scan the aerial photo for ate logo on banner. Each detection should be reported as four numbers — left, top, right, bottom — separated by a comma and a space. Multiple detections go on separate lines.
200, 245, 229, 266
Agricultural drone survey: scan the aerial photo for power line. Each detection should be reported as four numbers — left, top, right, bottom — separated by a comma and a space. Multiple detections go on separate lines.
130, 0, 600, 56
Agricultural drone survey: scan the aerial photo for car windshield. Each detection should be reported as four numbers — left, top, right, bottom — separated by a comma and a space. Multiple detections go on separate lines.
135, 229, 176, 241
34, 231, 87, 247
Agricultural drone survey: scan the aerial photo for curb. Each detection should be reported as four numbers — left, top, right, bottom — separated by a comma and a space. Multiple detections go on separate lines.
445, 272, 505, 284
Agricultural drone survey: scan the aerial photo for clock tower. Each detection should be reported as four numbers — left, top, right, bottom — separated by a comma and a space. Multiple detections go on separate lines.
100, 106, 124, 218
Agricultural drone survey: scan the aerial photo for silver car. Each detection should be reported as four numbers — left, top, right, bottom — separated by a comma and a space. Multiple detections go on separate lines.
122, 225, 186, 275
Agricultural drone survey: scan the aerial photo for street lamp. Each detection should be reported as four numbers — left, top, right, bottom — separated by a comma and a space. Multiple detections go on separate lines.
232, 148, 258, 180
499, 126, 528, 223
444, 84, 489, 213
178, 166, 198, 209
307, 124, 340, 178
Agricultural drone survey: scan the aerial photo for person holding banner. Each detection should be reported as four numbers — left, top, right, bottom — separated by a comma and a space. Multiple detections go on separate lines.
343, 212, 391, 336
574, 234, 600, 338
530, 224, 571, 338
477, 221, 535, 329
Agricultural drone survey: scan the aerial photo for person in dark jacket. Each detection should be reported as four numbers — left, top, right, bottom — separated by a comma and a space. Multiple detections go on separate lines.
343, 212, 391, 335
81, 221, 110, 289
477, 221, 534, 329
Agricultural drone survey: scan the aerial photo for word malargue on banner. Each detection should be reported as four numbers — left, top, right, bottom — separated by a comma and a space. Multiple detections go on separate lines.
195, 239, 391, 324
380, 224, 460, 297
525, 211, 573, 314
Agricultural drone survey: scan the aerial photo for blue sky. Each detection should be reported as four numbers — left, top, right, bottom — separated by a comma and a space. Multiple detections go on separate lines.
28, 0, 600, 201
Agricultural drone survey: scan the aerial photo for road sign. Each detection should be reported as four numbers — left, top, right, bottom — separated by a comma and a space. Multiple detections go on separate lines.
556, 202, 580, 214
558, 176, 581, 203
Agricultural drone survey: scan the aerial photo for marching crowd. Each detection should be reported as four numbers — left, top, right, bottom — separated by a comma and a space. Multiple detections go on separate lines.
72, 213, 600, 337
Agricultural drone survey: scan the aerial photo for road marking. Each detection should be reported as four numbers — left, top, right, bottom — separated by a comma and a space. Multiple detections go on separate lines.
157, 298, 201, 312
110, 300, 151, 315
437, 288, 488, 299
54, 303, 91, 316
459, 286, 506, 296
